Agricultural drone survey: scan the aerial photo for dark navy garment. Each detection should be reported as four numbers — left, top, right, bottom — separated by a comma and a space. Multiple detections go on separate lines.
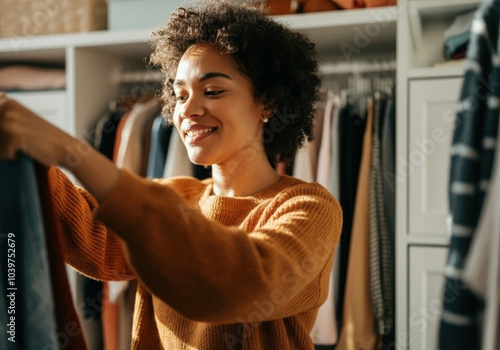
0, 154, 57, 349
147, 115, 173, 179
336, 103, 366, 326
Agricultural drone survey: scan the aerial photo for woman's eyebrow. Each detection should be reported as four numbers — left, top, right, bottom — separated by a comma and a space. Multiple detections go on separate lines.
199, 72, 232, 82
173, 72, 232, 86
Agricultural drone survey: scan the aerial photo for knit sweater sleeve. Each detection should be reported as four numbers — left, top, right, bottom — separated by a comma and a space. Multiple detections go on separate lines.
95, 169, 342, 323
48, 166, 135, 281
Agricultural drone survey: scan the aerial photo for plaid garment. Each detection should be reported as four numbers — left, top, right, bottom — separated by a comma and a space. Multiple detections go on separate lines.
369, 93, 394, 336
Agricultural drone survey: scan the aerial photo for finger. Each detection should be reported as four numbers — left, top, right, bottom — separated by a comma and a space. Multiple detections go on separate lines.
0, 95, 20, 159
0, 92, 8, 113
0, 125, 20, 160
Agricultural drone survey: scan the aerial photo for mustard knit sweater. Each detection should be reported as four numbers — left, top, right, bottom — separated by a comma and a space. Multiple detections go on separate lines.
48, 166, 342, 349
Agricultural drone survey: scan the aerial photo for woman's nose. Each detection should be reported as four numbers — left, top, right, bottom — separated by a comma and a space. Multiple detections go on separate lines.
179, 95, 205, 119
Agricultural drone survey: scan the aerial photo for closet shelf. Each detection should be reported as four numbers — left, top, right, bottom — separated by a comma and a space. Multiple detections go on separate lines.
409, 0, 481, 18
0, 6, 398, 61
114, 70, 163, 84
0, 28, 154, 64
408, 65, 466, 79
408, 0, 481, 53
320, 59, 396, 75
0, 28, 151, 53
275, 6, 398, 29
279, 6, 398, 57
406, 235, 450, 247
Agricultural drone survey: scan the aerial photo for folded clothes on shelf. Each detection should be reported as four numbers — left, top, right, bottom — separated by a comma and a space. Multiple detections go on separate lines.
331, 0, 396, 9
443, 10, 476, 60
0, 65, 66, 91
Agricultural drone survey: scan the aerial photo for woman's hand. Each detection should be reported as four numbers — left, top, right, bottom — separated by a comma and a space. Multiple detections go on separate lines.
0, 92, 76, 166
0, 92, 120, 203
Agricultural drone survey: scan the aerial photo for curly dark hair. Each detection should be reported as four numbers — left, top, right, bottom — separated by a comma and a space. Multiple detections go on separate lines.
150, 0, 320, 166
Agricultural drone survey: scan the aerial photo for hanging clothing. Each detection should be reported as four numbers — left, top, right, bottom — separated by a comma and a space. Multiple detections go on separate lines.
369, 94, 393, 337
293, 103, 325, 181
439, 0, 500, 349
311, 93, 339, 346
316, 95, 335, 187
192, 164, 212, 180
379, 94, 396, 348
331, 0, 396, 9
336, 101, 366, 325
35, 163, 88, 350
337, 99, 380, 350
93, 109, 123, 160
112, 112, 130, 163
106, 97, 161, 350
327, 95, 342, 340
0, 155, 56, 349
85, 107, 126, 348
328, 94, 342, 199
0, 155, 86, 350
462, 108, 500, 350
82, 105, 128, 350
114, 97, 161, 175
163, 129, 194, 178
380, 96, 396, 250
328, 93, 343, 343
139, 113, 158, 177
147, 115, 173, 178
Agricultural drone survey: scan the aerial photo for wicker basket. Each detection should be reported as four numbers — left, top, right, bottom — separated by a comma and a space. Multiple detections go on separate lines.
0, 0, 107, 38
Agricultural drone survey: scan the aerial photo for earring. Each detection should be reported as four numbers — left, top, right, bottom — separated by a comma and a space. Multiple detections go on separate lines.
261, 111, 270, 123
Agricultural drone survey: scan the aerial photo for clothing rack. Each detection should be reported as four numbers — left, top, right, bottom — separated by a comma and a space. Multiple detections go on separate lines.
114, 62, 397, 83
320, 60, 396, 75
113, 70, 163, 84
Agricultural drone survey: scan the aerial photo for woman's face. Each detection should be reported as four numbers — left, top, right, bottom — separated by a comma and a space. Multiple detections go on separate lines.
172, 44, 265, 167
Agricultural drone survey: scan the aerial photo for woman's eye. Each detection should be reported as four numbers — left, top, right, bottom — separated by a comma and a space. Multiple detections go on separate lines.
205, 90, 225, 97
175, 95, 187, 102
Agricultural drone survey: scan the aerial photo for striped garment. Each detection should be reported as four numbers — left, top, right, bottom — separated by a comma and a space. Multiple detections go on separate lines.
369, 93, 394, 337
439, 0, 500, 349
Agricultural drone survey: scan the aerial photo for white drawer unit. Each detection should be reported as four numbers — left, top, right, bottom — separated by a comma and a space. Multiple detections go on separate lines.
7, 90, 70, 135
408, 246, 448, 350
407, 78, 462, 240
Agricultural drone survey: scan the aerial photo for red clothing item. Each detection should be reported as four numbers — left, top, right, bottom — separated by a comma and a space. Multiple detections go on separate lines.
332, 0, 396, 8
36, 164, 87, 350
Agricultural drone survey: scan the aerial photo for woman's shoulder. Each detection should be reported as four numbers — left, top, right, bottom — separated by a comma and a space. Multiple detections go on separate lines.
267, 176, 343, 232
279, 175, 335, 196
152, 175, 212, 197
272, 176, 341, 210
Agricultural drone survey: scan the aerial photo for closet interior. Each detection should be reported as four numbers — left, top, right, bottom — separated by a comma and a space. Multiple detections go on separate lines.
1, 0, 496, 348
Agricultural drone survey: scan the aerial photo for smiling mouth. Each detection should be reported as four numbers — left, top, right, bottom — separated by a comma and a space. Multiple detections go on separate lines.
185, 127, 217, 142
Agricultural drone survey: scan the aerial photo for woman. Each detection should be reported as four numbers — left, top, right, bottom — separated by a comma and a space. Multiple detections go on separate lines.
0, 1, 342, 348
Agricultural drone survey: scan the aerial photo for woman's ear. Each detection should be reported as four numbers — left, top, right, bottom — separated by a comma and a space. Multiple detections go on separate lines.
256, 95, 267, 110
258, 96, 277, 117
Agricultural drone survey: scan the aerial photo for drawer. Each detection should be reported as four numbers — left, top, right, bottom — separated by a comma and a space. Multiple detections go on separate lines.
407, 78, 462, 239
408, 246, 448, 350
7, 90, 70, 134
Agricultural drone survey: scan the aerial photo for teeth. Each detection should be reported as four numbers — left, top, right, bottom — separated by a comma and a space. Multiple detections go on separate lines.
186, 128, 214, 137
